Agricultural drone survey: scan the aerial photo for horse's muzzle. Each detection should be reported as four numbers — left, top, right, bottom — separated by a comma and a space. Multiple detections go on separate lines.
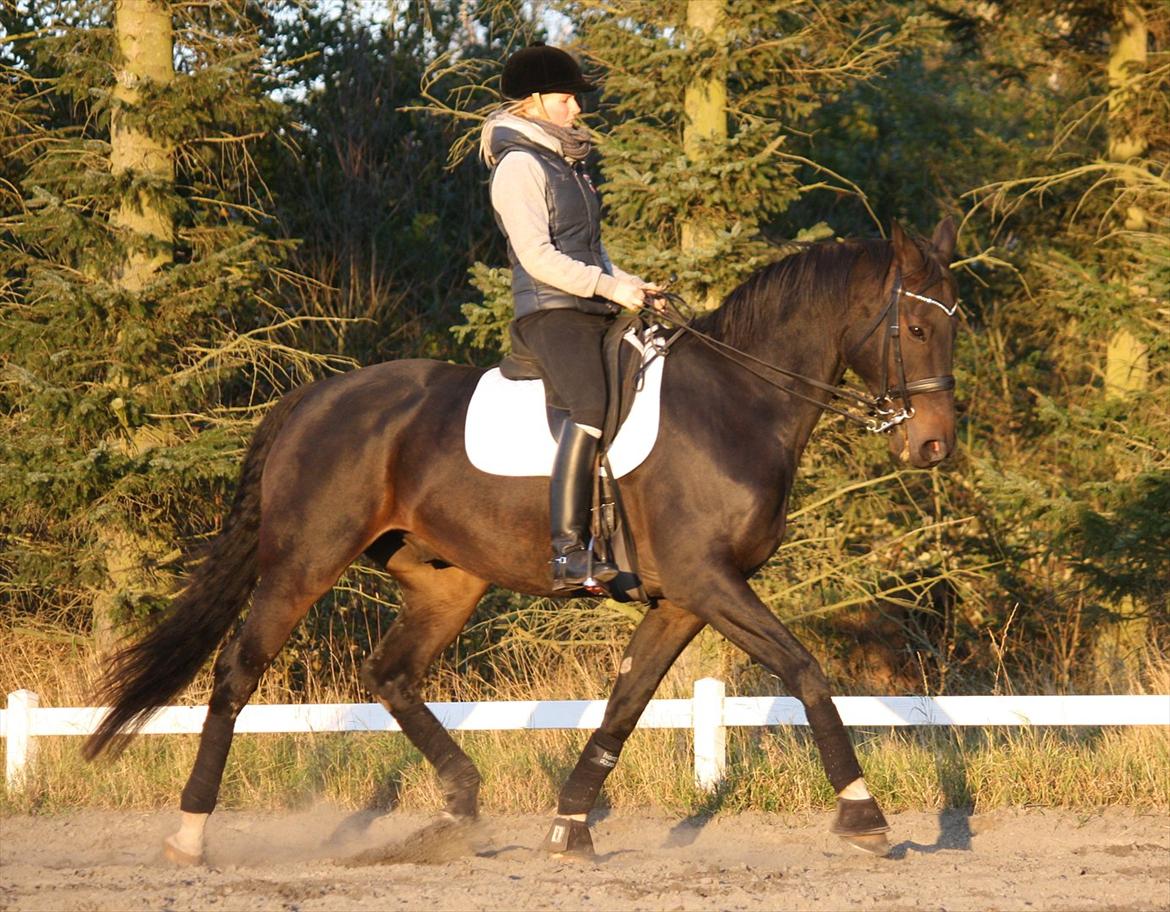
892, 423, 954, 468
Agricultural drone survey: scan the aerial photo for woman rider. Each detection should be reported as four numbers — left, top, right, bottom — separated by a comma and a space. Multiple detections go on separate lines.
480, 44, 660, 593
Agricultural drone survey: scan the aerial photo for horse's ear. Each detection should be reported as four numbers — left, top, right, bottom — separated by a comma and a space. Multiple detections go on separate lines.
931, 216, 957, 264
890, 220, 910, 262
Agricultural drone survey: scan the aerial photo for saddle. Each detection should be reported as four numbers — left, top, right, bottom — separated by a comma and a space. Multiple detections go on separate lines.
499, 313, 651, 448
498, 314, 676, 602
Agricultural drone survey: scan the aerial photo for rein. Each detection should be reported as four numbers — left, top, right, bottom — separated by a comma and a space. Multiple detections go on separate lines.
642, 271, 957, 435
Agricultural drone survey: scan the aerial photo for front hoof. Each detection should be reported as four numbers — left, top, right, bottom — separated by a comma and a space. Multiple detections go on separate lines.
541, 816, 594, 858
830, 796, 891, 856
162, 835, 203, 866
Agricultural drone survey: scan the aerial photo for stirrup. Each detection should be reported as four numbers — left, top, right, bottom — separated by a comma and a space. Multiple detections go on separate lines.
551, 549, 618, 592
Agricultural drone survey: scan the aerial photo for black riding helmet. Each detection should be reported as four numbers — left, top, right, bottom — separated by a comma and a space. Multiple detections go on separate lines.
501, 43, 597, 99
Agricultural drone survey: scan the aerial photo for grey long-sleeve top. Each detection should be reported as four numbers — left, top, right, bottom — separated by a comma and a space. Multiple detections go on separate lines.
484, 112, 644, 302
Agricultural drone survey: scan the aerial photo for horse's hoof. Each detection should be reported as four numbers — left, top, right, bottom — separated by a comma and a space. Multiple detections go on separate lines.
162, 835, 203, 866
541, 816, 595, 858
342, 814, 483, 866
830, 796, 891, 856
837, 831, 891, 857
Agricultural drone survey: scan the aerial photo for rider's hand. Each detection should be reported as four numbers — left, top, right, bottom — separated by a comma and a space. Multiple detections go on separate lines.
641, 283, 667, 313
610, 279, 646, 312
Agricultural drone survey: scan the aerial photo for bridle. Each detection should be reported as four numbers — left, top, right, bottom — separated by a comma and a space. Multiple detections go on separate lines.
844, 266, 958, 433
642, 266, 960, 435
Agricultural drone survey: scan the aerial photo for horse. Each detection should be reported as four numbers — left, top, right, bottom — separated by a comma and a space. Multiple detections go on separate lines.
84, 217, 960, 864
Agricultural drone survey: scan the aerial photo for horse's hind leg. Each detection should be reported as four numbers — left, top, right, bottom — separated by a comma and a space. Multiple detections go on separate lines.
359, 557, 489, 821
166, 555, 363, 863
543, 600, 705, 856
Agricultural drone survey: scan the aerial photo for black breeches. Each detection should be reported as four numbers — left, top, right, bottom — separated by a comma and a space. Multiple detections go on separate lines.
512, 309, 611, 431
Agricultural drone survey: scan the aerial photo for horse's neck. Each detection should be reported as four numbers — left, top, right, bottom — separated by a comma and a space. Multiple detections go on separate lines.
723, 304, 847, 449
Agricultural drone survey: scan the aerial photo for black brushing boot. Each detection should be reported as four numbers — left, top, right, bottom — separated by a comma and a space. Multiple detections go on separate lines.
550, 423, 617, 592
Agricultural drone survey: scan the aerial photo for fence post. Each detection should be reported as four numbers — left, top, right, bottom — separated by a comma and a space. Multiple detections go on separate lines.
6, 689, 39, 792
692, 677, 726, 791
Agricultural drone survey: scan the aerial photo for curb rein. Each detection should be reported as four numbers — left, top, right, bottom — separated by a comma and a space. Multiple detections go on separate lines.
640, 268, 958, 436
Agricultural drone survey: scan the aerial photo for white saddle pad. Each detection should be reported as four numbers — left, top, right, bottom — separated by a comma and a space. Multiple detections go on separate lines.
464, 346, 665, 479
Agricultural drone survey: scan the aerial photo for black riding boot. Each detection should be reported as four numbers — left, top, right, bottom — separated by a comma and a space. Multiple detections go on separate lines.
550, 423, 617, 592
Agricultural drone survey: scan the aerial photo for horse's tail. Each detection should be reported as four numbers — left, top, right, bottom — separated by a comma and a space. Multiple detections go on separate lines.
83, 383, 316, 760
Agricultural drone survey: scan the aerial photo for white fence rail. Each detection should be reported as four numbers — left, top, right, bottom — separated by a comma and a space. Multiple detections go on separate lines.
4, 683, 1168, 792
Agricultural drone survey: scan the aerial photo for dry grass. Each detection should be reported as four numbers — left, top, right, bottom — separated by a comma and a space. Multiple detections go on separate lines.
3, 622, 1168, 816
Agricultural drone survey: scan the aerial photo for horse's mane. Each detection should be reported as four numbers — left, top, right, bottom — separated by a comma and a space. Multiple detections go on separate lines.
692, 235, 945, 351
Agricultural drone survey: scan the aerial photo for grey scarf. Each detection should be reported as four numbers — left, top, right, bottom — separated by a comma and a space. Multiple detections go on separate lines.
522, 117, 593, 163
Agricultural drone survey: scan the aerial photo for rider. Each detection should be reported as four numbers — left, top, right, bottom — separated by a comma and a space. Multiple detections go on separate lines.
480, 44, 660, 593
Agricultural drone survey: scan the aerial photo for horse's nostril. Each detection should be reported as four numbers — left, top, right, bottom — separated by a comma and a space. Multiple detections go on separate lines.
921, 439, 947, 463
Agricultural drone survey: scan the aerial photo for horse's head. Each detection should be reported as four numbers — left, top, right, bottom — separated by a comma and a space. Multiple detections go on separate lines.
844, 217, 960, 469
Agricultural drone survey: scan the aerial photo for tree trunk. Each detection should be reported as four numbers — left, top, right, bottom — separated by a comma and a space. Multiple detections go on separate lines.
1096, 1, 1149, 688
93, 0, 175, 652
111, 0, 174, 287
1107, 1, 1148, 231
682, 0, 727, 312
1103, 2, 1150, 401
678, 0, 737, 673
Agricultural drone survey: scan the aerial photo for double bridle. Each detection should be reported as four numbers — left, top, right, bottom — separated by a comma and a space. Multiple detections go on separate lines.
644, 267, 959, 435
843, 267, 959, 432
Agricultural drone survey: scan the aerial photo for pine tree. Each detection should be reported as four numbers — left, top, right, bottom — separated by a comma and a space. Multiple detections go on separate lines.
448, 1, 926, 346
0, 0, 325, 650
260, 1, 502, 365
960, 0, 1170, 687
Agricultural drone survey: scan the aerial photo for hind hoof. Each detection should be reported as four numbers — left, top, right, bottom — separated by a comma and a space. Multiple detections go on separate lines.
162, 835, 203, 866
830, 796, 891, 856
837, 831, 891, 856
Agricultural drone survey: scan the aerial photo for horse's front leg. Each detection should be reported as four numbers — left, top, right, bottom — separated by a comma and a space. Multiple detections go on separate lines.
665, 564, 892, 856
542, 600, 705, 856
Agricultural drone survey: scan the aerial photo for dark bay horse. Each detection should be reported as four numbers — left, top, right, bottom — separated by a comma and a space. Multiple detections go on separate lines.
84, 218, 960, 863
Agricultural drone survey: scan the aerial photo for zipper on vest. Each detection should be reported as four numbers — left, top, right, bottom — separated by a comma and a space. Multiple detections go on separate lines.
572, 163, 603, 269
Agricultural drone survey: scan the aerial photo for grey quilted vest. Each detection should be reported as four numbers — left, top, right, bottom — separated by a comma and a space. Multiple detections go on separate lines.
489, 127, 616, 319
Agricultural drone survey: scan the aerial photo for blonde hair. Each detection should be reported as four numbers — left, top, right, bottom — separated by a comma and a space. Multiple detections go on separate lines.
478, 95, 549, 165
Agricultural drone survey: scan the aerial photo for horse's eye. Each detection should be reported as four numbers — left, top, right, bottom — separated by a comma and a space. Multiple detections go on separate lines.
908, 325, 926, 340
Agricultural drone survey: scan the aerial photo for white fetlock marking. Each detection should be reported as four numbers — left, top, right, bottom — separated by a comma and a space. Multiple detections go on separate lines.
170, 811, 208, 858
564, 813, 587, 823
838, 777, 871, 800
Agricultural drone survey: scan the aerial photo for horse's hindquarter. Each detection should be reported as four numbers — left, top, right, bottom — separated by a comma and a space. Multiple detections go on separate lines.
257, 359, 554, 593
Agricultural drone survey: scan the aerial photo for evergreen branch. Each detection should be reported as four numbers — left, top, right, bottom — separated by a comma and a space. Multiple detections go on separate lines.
950, 248, 1036, 299
782, 561, 1000, 622
0, 29, 52, 46
776, 151, 881, 232
186, 195, 267, 220
763, 516, 980, 607
186, 132, 269, 145
1051, 60, 1170, 155
786, 470, 910, 520
166, 315, 351, 386
965, 160, 1169, 235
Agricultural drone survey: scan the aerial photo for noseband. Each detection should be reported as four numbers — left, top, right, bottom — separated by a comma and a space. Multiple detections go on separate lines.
851, 267, 958, 433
